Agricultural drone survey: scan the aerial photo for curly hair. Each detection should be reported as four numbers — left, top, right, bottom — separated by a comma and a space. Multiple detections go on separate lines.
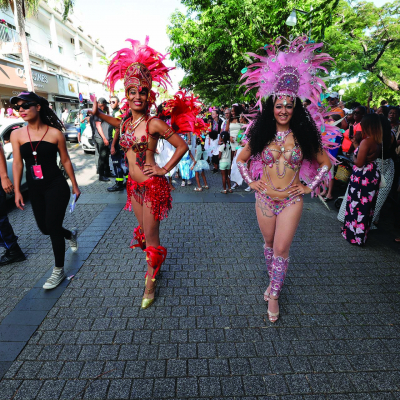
248, 96, 323, 161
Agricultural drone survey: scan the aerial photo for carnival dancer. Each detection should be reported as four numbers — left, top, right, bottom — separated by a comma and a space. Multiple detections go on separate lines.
238, 36, 338, 322
92, 37, 188, 309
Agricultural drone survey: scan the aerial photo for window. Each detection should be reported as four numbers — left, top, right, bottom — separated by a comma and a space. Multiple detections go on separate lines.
88, 62, 92, 68
58, 46, 63, 54
49, 40, 52, 48
71, 38, 75, 44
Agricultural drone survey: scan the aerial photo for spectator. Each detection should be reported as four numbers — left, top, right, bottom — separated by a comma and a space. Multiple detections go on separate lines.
342, 106, 365, 154
219, 131, 232, 193
191, 137, 209, 191
376, 106, 389, 117
93, 98, 114, 182
107, 96, 125, 192
341, 114, 382, 245
327, 92, 345, 118
303, 99, 311, 108
0, 142, 26, 266
61, 108, 69, 123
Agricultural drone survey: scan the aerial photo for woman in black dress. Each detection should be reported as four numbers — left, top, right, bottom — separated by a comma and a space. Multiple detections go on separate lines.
11, 92, 81, 289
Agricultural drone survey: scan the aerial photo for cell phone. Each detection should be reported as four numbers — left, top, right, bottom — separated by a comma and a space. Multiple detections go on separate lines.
349, 125, 354, 140
70, 194, 77, 213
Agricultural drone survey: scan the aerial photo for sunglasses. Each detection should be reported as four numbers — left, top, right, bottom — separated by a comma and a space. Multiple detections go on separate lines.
13, 101, 37, 111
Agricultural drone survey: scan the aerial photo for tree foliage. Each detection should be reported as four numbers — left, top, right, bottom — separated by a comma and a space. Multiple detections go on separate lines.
167, 0, 339, 104
325, 0, 400, 99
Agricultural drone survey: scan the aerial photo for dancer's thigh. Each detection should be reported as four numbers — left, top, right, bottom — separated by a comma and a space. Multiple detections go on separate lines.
255, 198, 277, 248
274, 198, 303, 257
130, 195, 144, 228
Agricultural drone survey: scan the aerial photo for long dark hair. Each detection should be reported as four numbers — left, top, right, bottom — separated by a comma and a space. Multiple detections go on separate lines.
361, 114, 382, 144
231, 105, 243, 122
248, 96, 323, 161
220, 131, 230, 151
36, 96, 65, 132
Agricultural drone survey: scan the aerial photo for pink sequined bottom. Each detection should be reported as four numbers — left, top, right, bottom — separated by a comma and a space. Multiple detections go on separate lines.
256, 192, 302, 216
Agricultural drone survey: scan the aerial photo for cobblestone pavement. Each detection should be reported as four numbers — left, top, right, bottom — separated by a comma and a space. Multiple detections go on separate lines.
0, 145, 399, 399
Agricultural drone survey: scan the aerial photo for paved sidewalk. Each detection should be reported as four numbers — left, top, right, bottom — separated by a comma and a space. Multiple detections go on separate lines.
0, 164, 399, 399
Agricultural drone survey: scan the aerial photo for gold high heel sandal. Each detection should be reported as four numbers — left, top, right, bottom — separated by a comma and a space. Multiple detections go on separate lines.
267, 297, 279, 323
264, 284, 271, 302
141, 276, 157, 310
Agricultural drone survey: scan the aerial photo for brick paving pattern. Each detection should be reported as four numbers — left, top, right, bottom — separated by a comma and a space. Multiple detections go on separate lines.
0, 148, 399, 399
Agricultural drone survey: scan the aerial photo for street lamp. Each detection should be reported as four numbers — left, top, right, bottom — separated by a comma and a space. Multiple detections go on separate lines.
285, 6, 313, 34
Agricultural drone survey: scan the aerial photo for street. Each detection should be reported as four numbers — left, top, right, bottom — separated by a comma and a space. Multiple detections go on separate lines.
0, 143, 399, 399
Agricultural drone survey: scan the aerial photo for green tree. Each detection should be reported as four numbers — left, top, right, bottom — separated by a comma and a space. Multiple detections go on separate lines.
168, 0, 339, 104
0, 0, 75, 92
325, 0, 400, 98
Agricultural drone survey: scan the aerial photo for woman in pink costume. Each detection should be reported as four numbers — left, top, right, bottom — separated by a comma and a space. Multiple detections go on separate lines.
238, 36, 339, 322
92, 38, 188, 309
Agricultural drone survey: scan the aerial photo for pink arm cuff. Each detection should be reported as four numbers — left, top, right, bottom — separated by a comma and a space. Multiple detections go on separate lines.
237, 161, 254, 185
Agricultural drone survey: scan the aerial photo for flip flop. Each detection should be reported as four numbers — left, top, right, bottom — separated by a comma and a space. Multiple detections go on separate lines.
323, 196, 333, 202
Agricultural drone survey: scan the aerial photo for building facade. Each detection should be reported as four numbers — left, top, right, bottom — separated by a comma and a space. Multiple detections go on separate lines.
0, 0, 109, 117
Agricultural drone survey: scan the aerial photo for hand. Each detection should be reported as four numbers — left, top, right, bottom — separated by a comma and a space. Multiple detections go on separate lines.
288, 183, 311, 198
103, 138, 109, 146
91, 96, 98, 115
190, 161, 196, 171
249, 180, 269, 193
143, 163, 164, 177
1, 176, 14, 194
72, 186, 81, 202
110, 145, 116, 156
14, 192, 25, 210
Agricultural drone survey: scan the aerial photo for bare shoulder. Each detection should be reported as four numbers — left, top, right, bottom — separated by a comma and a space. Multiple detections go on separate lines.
148, 117, 167, 133
10, 126, 26, 144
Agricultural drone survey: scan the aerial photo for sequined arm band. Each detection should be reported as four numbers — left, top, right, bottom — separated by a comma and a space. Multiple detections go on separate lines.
162, 127, 175, 140
237, 161, 254, 185
307, 165, 329, 190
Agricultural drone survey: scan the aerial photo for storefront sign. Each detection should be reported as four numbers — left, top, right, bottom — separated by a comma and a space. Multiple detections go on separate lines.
57, 75, 79, 98
0, 60, 58, 93
78, 82, 90, 100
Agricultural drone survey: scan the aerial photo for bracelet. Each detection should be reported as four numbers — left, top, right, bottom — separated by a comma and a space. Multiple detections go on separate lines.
307, 165, 329, 190
162, 166, 169, 174
237, 161, 254, 185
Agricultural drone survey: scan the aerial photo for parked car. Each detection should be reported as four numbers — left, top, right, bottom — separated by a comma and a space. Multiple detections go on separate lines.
63, 108, 91, 142
81, 122, 95, 154
0, 118, 27, 197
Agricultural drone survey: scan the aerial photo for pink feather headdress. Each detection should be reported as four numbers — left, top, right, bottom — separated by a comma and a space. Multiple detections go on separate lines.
241, 35, 333, 108
105, 36, 174, 106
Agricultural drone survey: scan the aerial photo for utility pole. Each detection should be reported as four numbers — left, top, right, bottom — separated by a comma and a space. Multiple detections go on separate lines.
13, 0, 34, 92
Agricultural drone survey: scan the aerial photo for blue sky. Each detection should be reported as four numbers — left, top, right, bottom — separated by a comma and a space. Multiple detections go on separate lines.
76, 0, 393, 93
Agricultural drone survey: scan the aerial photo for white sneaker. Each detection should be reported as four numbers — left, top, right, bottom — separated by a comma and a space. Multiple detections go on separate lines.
181, 181, 186, 187
69, 228, 78, 252
187, 180, 192, 186
245, 186, 251, 192
231, 183, 238, 189
43, 268, 66, 290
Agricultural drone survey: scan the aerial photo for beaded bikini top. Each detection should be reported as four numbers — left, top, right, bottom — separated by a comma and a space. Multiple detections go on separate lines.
261, 129, 303, 192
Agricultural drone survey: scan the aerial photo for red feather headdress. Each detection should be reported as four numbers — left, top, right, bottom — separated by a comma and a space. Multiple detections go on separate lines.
162, 90, 204, 135
105, 36, 174, 107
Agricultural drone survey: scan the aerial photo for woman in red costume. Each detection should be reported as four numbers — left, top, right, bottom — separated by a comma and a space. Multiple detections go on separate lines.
92, 38, 188, 309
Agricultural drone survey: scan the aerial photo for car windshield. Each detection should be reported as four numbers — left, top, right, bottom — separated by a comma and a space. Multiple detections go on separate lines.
65, 111, 80, 124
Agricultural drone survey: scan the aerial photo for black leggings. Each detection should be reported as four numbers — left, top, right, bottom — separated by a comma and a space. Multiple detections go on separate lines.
29, 176, 71, 268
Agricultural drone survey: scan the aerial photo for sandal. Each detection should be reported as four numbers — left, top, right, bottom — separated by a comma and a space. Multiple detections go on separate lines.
194, 187, 203, 192
202, 185, 209, 189
323, 196, 333, 202
267, 297, 280, 323
228, 189, 233, 193
220, 190, 227, 194
264, 284, 271, 302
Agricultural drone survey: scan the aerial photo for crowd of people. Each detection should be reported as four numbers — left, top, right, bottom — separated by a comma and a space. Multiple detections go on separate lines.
1, 35, 400, 325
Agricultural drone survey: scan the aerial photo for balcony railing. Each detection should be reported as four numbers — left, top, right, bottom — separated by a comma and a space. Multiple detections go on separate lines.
0, 24, 20, 43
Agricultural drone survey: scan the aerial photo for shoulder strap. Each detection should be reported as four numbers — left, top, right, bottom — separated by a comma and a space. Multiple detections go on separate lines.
145, 116, 157, 135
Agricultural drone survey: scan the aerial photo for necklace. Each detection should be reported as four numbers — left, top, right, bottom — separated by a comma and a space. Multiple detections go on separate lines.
128, 114, 146, 132
274, 129, 291, 146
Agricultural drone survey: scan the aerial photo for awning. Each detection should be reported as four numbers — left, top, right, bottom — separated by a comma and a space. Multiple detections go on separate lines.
54, 96, 80, 104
